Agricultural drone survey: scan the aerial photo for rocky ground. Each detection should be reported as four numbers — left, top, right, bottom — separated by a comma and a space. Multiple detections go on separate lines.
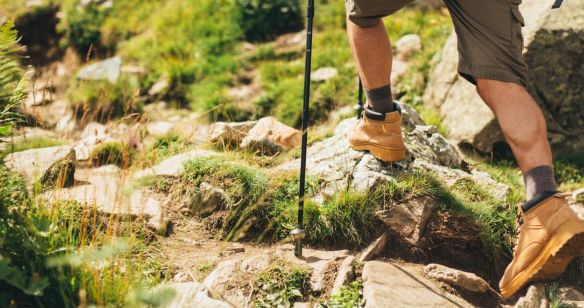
2, 1, 583, 306
4, 97, 584, 307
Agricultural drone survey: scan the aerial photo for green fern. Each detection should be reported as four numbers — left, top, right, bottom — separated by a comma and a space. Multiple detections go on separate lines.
0, 20, 26, 135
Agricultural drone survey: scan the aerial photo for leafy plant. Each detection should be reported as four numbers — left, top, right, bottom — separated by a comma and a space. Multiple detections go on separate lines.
253, 260, 310, 307
319, 281, 364, 308
0, 20, 26, 137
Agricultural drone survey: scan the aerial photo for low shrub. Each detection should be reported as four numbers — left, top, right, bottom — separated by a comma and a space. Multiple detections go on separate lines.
235, 0, 303, 42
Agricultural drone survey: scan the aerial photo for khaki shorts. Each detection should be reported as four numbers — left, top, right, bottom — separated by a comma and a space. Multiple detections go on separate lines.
345, 0, 529, 87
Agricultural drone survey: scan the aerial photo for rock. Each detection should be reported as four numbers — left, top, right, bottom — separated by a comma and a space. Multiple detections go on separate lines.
240, 117, 301, 155
162, 282, 232, 308
195, 182, 227, 216
391, 59, 409, 85
400, 103, 426, 131
395, 34, 422, 60
132, 149, 222, 180
375, 196, 436, 247
362, 261, 469, 308
513, 284, 548, 308
359, 232, 390, 262
147, 121, 174, 137
203, 259, 240, 292
5, 146, 76, 186
558, 287, 584, 308
424, 2, 584, 154
274, 117, 467, 199
573, 188, 584, 204
293, 303, 313, 308
312, 67, 338, 82
331, 256, 355, 296
74, 122, 111, 161
148, 77, 170, 96
240, 254, 271, 273
40, 151, 76, 190
208, 121, 257, 147
424, 263, 491, 293
76, 56, 122, 83
406, 125, 462, 169
41, 169, 165, 231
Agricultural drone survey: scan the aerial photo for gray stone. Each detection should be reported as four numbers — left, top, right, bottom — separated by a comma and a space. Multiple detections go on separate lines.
376, 196, 436, 247
241, 117, 300, 155
513, 284, 548, 308
395, 34, 422, 60
195, 182, 227, 216
359, 232, 390, 262
424, 1, 584, 154
162, 282, 232, 308
5, 146, 75, 185
240, 254, 271, 273
391, 59, 409, 85
312, 67, 338, 82
147, 121, 174, 137
559, 287, 584, 308
148, 77, 170, 96
76, 56, 122, 83
362, 261, 469, 308
331, 256, 356, 296
424, 263, 491, 293
209, 121, 257, 147
40, 171, 165, 231
406, 125, 462, 169
203, 259, 240, 292
132, 149, 222, 180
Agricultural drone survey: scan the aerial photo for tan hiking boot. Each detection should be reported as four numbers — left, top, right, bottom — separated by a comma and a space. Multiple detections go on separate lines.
499, 191, 584, 298
347, 102, 406, 162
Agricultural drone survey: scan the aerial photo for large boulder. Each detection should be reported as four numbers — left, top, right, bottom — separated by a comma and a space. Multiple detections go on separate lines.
240, 117, 301, 155
362, 261, 470, 307
423, 1, 584, 154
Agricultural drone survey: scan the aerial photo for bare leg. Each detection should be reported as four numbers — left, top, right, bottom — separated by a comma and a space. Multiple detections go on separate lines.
347, 19, 392, 89
476, 79, 553, 174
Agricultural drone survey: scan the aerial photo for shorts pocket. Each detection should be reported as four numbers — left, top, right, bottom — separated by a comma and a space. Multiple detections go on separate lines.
511, 6, 525, 27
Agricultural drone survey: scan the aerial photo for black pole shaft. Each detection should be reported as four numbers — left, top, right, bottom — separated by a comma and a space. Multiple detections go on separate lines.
357, 77, 364, 119
296, 0, 315, 257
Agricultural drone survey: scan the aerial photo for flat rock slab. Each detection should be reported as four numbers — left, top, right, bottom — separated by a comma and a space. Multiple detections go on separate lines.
41, 168, 165, 230
424, 263, 491, 293
362, 261, 471, 308
132, 149, 222, 180
162, 282, 233, 308
5, 145, 74, 183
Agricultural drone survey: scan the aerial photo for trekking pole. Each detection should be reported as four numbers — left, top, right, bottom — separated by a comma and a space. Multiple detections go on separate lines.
356, 77, 364, 119
291, 0, 315, 258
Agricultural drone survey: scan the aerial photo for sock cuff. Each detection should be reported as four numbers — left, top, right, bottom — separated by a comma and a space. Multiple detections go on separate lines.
365, 84, 392, 101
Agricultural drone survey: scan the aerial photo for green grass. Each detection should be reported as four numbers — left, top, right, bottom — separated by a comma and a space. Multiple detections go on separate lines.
133, 132, 191, 169
0, 165, 170, 307
88, 141, 133, 168
253, 259, 311, 307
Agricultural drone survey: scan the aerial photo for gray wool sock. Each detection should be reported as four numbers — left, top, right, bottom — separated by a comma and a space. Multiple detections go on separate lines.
365, 84, 394, 113
523, 165, 557, 200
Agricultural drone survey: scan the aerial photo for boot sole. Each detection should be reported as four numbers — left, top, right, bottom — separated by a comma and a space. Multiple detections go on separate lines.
531, 231, 584, 280
500, 220, 584, 299
350, 143, 406, 162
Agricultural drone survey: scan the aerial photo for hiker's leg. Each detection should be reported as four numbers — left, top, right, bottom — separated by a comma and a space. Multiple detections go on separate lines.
475, 79, 553, 174
347, 19, 392, 89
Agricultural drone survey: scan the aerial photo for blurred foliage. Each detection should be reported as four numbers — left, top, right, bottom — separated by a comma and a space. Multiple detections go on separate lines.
0, 20, 26, 136
235, 0, 303, 42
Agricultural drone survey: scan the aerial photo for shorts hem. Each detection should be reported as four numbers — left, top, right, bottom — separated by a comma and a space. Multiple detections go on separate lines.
458, 62, 527, 88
